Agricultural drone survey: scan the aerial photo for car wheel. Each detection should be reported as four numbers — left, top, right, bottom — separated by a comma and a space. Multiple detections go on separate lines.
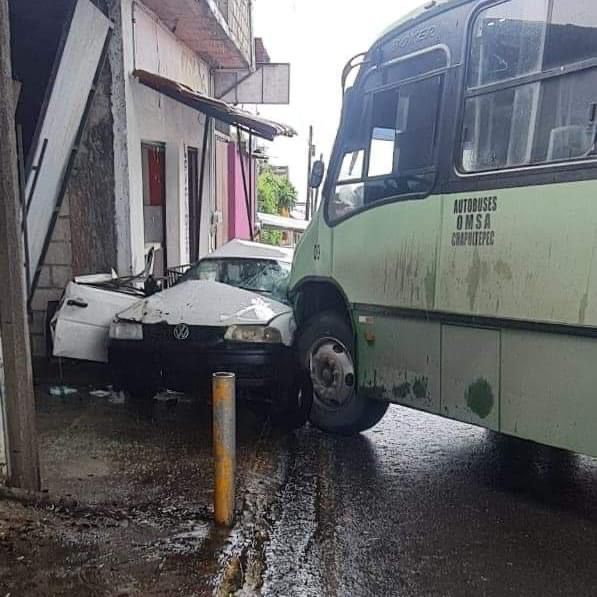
297, 311, 388, 436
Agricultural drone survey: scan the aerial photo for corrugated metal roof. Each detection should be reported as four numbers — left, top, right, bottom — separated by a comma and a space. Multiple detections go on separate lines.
133, 69, 297, 141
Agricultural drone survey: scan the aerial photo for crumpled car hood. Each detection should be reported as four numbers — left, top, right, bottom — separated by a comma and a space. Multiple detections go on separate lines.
116, 280, 291, 327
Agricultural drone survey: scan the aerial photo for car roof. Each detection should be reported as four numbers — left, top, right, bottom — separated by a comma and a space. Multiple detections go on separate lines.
205, 239, 294, 263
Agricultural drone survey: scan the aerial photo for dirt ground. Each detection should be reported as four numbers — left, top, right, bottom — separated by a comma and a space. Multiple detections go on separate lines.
0, 362, 289, 596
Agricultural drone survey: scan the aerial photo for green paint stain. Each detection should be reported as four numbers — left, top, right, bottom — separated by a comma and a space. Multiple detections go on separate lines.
494, 260, 513, 281
424, 267, 436, 310
579, 292, 589, 324
392, 382, 411, 399
412, 377, 428, 400
466, 251, 482, 311
465, 378, 494, 419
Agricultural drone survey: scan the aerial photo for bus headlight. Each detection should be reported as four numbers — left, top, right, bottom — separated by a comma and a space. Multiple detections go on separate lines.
225, 325, 282, 344
109, 320, 143, 341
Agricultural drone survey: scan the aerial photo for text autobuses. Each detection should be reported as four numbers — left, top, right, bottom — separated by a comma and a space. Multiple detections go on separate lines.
451, 196, 498, 247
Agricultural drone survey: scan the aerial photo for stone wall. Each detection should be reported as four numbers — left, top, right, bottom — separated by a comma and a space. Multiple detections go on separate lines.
29, 200, 72, 357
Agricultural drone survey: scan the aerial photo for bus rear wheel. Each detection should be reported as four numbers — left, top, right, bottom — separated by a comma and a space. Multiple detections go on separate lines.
297, 311, 388, 435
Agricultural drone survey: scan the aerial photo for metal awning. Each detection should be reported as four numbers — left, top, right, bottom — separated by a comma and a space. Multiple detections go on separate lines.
133, 69, 297, 141
257, 212, 309, 233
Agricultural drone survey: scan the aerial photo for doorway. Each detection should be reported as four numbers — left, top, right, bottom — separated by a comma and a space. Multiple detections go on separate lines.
187, 147, 200, 262
141, 142, 166, 275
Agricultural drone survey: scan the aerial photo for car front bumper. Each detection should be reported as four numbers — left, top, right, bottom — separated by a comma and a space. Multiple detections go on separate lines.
108, 337, 298, 401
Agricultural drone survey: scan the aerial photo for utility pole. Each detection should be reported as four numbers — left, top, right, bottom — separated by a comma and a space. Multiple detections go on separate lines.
0, 0, 40, 491
305, 125, 314, 221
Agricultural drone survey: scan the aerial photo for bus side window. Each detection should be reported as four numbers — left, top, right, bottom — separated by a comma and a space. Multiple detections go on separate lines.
460, 0, 597, 173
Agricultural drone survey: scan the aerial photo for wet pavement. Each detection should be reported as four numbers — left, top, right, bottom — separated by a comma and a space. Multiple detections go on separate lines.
3, 369, 597, 595
261, 408, 597, 596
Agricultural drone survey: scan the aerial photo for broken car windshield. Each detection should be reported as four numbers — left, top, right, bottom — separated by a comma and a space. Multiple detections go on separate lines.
180, 258, 291, 304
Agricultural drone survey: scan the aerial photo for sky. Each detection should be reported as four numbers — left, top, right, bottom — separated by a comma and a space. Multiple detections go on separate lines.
253, 0, 424, 204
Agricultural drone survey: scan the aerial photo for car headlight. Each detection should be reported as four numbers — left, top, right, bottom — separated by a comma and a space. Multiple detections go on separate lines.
224, 325, 282, 344
109, 320, 143, 341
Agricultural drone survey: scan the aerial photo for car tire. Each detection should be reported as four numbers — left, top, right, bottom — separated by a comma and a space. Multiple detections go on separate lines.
297, 311, 388, 436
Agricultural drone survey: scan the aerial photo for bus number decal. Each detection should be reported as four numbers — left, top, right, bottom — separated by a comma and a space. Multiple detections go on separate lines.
313, 243, 321, 261
451, 196, 498, 248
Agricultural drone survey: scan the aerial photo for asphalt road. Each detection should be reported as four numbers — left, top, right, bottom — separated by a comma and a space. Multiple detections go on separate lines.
258, 405, 597, 597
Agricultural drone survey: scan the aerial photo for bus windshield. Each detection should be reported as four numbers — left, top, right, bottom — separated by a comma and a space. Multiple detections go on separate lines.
328, 51, 446, 222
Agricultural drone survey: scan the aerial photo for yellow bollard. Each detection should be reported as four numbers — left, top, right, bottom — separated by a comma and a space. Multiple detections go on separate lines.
212, 372, 236, 527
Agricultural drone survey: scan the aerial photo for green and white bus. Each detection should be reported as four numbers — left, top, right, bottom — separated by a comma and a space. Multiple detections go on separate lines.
290, 0, 597, 455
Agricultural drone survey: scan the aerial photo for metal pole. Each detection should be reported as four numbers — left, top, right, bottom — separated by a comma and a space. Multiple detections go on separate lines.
212, 372, 236, 527
305, 125, 313, 221
248, 132, 253, 227
0, 0, 40, 491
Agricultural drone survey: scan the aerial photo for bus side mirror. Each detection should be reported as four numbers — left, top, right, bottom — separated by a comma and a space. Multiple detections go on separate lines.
309, 160, 325, 189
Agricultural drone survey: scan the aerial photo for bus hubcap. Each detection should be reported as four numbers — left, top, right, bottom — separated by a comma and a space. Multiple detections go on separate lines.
309, 338, 355, 408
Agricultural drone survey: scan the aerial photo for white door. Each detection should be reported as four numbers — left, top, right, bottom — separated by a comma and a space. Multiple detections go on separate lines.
52, 282, 142, 363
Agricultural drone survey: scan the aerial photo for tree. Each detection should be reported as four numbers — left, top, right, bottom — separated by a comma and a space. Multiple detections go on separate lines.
257, 166, 298, 246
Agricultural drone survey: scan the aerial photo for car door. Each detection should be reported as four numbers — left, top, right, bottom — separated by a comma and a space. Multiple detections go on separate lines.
52, 282, 142, 363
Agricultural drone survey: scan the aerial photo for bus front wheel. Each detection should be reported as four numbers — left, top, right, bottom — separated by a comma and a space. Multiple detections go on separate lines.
297, 311, 388, 435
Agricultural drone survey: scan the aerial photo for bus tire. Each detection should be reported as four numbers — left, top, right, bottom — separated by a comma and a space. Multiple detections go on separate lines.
297, 311, 388, 435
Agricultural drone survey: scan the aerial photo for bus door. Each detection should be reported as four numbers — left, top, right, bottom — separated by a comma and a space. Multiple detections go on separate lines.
328, 50, 448, 414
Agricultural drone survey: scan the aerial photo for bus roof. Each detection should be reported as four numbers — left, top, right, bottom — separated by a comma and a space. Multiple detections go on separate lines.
376, 0, 473, 45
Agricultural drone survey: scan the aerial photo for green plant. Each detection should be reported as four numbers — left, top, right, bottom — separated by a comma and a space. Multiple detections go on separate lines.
256, 166, 298, 246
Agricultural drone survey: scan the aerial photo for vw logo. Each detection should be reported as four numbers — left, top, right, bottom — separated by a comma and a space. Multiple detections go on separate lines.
173, 323, 190, 341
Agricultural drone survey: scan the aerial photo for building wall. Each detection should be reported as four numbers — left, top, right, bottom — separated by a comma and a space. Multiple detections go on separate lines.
227, 142, 255, 241
227, 0, 252, 66
25, 0, 255, 355
29, 200, 72, 357
133, 2, 210, 91
68, 57, 117, 277
114, 0, 214, 274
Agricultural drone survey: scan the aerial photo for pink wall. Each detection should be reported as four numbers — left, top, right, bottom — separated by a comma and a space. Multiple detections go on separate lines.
227, 142, 255, 241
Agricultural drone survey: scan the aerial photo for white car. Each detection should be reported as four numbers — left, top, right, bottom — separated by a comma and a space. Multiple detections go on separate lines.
106, 240, 309, 421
